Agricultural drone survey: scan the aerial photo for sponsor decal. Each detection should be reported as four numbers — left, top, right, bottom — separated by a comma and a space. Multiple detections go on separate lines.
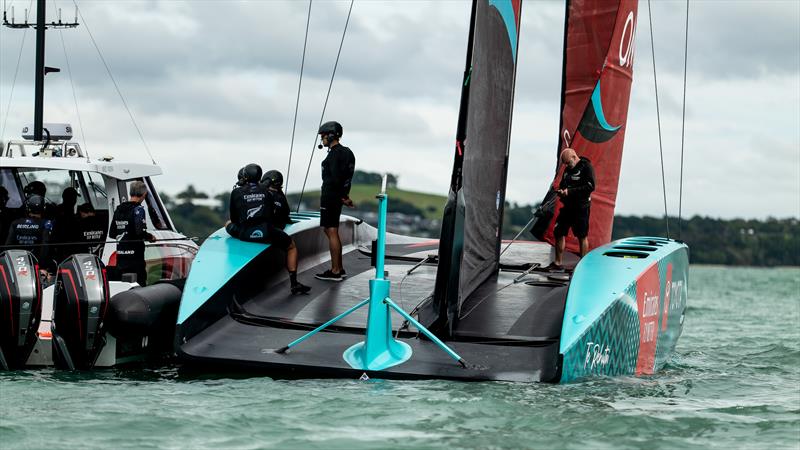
584, 341, 612, 370
662, 263, 673, 331
635, 264, 661, 375
15, 256, 29, 277
82, 259, 97, 281
246, 205, 263, 219
619, 11, 637, 68
249, 230, 264, 239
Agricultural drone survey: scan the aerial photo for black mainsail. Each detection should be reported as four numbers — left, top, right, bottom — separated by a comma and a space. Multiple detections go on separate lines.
422, 0, 522, 335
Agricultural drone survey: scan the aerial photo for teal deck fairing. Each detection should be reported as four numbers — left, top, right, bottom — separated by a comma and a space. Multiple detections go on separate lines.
177, 212, 321, 325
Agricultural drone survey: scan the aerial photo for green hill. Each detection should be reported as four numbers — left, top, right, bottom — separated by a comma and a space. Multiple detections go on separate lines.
287, 185, 447, 219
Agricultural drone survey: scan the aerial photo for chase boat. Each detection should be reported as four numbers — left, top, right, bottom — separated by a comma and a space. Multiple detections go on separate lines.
0, 127, 196, 370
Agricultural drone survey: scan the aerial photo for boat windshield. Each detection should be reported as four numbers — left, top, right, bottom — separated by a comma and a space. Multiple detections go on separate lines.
8, 167, 109, 213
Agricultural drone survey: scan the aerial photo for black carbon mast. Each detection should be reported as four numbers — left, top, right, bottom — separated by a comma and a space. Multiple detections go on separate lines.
418, 0, 479, 336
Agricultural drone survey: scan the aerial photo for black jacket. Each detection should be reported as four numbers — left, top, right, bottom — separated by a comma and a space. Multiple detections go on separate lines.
558, 157, 595, 207
109, 201, 149, 264
229, 183, 271, 226
267, 188, 291, 229
321, 144, 355, 201
5, 217, 55, 270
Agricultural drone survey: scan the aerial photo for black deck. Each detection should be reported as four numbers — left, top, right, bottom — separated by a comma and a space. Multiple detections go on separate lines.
178, 242, 569, 382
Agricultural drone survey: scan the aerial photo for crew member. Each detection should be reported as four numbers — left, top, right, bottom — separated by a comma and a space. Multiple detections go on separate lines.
109, 181, 155, 286
227, 165, 310, 295
5, 195, 56, 281
315, 121, 355, 282
54, 187, 80, 262
551, 148, 595, 269
75, 203, 106, 255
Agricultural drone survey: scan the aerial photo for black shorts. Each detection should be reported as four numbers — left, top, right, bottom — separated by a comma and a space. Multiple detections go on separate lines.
554, 203, 590, 239
320, 197, 343, 228
226, 223, 292, 251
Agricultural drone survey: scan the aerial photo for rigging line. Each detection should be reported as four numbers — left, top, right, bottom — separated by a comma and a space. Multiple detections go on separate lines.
285, 0, 313, 194
0, 0, 33, 140
72, 0, 156, 165
677, 0, 689, 240
647, 0, 669, 238
295, 0, 354, 212
53, 0, 89, 160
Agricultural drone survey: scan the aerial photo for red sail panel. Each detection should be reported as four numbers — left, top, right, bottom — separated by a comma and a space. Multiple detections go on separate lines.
542, 0, 638, 253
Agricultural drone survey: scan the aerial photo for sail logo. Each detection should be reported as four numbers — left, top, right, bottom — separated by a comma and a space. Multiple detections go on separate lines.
619, 11, 637, 68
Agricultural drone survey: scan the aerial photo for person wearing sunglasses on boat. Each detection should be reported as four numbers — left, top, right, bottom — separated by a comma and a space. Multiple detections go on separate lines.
551, 147, 595, 270
226, 164, 310, 295
315, 120, 355, 282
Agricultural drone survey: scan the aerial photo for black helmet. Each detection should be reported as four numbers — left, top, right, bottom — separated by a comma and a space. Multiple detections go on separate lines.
236, 166, 247, 186
261, 170, 283, 189
25, 194, 45, 215
318, 121, 343, 139
243, 163, 262, 183
24, 181, 46, 198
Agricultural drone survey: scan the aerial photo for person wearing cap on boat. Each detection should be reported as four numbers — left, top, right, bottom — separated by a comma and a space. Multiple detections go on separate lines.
226, 164, 310, 295
109, 180, 156, 286
551, 147, 595, 269
5, 194, 56, 282
315, 120, 355, 282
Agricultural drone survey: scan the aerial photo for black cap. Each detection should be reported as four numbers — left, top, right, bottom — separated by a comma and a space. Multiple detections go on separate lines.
243, 163, 262, 183
261, 170, 284, 189
318, 121, 343, 139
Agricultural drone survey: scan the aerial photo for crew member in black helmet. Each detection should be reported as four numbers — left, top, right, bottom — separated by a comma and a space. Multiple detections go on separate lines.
227, 165, 310, 295
235, 166, 247, 187
5, 194, 56, 280
550, 147, 596, 269
109, 180, 156, 286
315, 120, 355, 282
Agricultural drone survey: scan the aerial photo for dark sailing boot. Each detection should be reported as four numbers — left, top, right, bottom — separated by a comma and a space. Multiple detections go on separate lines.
291, 282, 311, 295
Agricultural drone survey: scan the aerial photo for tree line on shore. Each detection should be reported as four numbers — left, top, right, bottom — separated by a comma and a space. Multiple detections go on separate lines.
165, 178, 799, 267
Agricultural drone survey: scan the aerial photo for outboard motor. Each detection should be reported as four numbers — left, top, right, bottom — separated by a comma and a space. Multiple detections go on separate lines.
51, 254, 110, 370
0, 250, 42, 370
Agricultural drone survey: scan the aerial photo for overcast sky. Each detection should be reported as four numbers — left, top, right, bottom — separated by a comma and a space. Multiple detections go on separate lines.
1, 0, 798, 219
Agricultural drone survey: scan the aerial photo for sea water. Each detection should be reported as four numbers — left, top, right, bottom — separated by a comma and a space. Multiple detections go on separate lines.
1, 266, 798, 449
